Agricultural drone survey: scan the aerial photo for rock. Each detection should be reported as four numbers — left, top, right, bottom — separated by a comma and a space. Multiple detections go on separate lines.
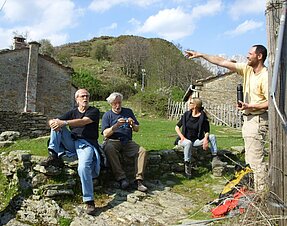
0, 131, 20, 141
0, 141, 14, 148
230, 146, 245, 154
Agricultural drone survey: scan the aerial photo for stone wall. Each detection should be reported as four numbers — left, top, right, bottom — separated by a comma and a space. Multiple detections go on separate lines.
195, 73, 243, 106
36, 57, 75, 118
0, 111, 49, 138
0, 50, 28, 112
0, 46, 75, 119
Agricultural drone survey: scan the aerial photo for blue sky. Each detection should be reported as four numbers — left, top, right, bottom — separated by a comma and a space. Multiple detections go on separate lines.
0, 0, 266, 57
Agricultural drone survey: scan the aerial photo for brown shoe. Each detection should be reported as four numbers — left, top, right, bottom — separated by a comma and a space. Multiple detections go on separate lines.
86, 200, 96, 215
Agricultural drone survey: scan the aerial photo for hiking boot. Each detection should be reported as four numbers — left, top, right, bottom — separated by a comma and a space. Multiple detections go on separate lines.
184, 161, 192, 179
136, 180, 148, 192
212, 156, 227, 169
85, 200, 96, 215
118, 178, 129, 190
40, 153, 64, 168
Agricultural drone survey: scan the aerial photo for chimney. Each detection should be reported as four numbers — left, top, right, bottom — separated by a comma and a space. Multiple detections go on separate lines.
13, 35, 28, 50
24, 41, 41, 113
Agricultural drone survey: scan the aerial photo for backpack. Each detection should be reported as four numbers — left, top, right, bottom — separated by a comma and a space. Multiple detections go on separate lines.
219, 164, 253, 200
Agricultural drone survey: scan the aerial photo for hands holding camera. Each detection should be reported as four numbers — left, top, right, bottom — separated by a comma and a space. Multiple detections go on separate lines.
117, 117, 134, 128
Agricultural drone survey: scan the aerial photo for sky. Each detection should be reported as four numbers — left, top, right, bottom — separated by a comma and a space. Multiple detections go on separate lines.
0, 0, 267, 57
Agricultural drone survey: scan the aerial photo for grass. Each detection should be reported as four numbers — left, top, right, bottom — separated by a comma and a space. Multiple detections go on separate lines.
0, 170, 19, 212
0, 116, 244, 222
0, 117, 243, 155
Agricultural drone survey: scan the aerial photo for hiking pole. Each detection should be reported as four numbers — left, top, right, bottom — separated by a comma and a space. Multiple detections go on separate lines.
223, 153, 245, 168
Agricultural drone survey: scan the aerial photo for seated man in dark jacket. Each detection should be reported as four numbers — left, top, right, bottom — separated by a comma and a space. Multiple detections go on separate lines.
175, 97, 225, 178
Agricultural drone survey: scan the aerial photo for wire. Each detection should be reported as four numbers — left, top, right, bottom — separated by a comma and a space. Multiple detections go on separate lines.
0, 0, 7, 12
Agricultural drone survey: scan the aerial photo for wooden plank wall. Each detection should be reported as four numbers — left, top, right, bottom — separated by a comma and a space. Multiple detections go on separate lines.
266, 0, 287, 225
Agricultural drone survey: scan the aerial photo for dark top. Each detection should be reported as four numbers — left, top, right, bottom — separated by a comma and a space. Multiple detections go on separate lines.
176, 110, 210, 142
101, 107, 139, 143
59, 106, 100, 147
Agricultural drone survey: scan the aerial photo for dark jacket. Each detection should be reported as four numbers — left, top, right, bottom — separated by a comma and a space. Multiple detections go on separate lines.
175, 109, 210, 144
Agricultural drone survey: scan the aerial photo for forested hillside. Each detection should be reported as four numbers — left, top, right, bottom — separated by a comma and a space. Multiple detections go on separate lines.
43, 35, 213, 100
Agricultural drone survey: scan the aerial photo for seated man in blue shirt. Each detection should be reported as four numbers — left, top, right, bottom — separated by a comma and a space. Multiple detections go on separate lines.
101, 92, 148, 192
40, 89, 100, 215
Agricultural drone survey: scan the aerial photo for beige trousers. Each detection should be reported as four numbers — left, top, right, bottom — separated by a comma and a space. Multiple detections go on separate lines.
103, 139, 147, 181
242, 112, 268, 192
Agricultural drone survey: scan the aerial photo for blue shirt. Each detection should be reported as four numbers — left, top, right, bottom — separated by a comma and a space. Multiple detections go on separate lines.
101, 107, 139, 143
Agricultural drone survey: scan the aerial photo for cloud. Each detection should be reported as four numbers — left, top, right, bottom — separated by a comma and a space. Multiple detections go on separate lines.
228, 0, 266, 19
138, 8, 193, 40
137, 0, 222, 41
0, 0, 80, 48
224, 20, 263, 37
190, 0, 222, 19
88, 0, 161, 12
128, 18, 141, 27
98, 23, 118, 36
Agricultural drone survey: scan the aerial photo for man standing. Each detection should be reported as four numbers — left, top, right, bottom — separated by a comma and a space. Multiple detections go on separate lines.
101, 92, 148, 192
40, 89, 100, 215
185, 45, 268, 193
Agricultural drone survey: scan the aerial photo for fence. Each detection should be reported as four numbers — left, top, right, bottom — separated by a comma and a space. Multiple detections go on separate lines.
167, 99, 243, 128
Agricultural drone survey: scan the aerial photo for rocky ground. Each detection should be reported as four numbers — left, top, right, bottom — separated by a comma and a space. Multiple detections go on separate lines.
1, 177, 217, 226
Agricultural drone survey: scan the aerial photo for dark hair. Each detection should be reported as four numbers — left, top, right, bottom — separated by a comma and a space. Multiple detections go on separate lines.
253, 45, 267, 63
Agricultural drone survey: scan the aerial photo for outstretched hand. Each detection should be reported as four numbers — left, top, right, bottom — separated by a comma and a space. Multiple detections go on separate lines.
184, 50, 201, 59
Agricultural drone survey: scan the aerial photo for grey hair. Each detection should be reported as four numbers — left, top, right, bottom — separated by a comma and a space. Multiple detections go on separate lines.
106, 92, 123, 104
75, 89, 90, 99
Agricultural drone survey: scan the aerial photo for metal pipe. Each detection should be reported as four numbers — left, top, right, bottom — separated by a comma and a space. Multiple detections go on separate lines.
270, 1, 287, 131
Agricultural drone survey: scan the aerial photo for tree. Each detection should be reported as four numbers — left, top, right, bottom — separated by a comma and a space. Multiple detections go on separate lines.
38, 39, 55, 57
91, 43, 110, 61
112, 37, 149, 80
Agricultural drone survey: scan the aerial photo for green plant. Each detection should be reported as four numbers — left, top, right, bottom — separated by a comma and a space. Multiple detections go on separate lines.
130, 90, 169, 117
58, 217, 73, 226
171, 86, 185, 101
72, 69, 103, 100
0, 169, 19, 212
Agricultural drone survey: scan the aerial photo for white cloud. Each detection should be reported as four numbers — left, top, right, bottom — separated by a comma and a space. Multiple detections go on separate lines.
0, 0, 80, 48
88, 0, 161, 12
98, 22, 118, 36
89, 0, 126, 13
191, 0, 222, 19
228, 0, 266, 20
128, 18, 141, 27
138, 8, 193, 40
137, 0, 222, 41
224, 20, 263, 37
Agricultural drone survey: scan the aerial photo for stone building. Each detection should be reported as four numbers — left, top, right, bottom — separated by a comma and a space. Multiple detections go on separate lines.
0, 36, 76, 118
192, 72, 243, 106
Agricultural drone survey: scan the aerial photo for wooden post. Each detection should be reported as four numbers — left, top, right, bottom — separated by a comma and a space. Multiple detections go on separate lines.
266, 0, 287, 224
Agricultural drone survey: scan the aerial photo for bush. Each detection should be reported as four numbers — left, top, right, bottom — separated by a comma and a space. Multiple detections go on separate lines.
72, 70, 102, 100
130, 89, 169, 117
171, 86, 185, 102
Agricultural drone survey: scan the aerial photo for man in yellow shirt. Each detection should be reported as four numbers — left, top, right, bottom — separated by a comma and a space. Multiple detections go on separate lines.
185, 45, 268, 193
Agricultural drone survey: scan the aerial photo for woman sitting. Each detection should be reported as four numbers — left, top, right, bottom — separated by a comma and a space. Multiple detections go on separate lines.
175, 97, 225, 178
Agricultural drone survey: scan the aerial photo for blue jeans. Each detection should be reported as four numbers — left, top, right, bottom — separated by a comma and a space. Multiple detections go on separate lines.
178, 134, 218, 162
48, 127, 100, 202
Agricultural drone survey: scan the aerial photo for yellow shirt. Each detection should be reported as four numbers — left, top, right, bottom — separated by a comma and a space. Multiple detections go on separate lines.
235, 63, 268, 115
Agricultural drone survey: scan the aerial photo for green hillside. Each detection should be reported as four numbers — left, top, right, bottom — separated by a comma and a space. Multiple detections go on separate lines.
51, 35, 212, 100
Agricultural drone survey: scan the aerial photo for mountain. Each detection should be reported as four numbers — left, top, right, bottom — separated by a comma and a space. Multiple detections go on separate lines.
52, 35, 214, 99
